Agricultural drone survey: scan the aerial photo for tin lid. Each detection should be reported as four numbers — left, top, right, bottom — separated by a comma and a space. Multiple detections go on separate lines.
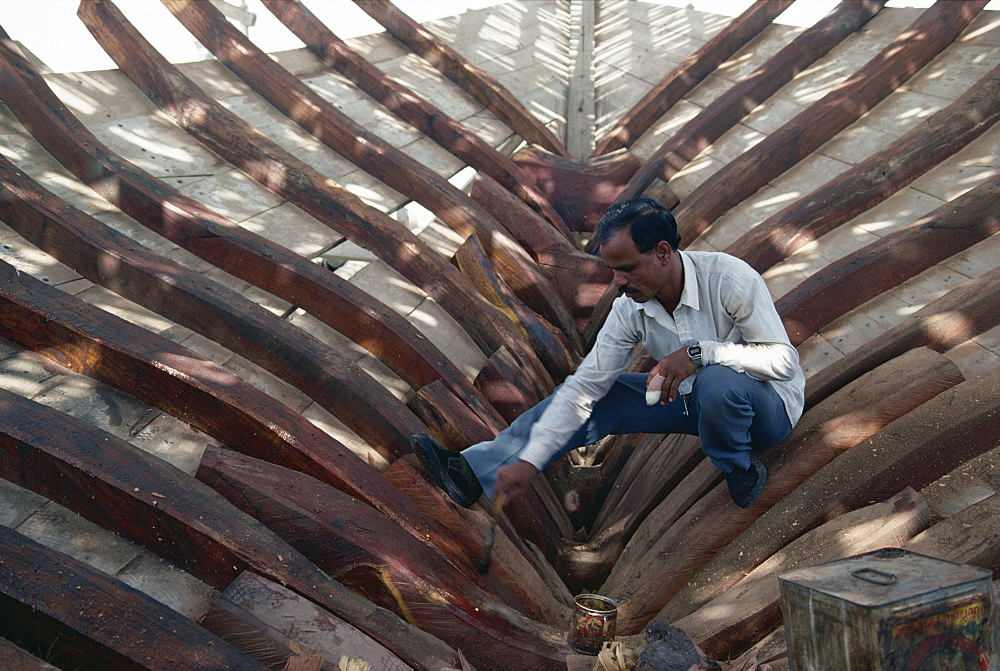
778, 548, 992, 607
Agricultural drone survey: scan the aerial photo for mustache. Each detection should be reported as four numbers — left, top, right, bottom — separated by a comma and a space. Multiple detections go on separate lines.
618, 286, 640, 296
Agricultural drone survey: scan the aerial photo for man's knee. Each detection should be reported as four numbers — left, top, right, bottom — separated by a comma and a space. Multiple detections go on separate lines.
692, 365, 751, 407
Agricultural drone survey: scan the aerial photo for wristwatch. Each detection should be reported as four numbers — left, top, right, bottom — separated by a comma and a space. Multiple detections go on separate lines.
687, 343, 703, 369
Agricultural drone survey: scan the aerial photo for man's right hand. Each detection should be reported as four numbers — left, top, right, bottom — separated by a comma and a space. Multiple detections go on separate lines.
494, 460, 538, 504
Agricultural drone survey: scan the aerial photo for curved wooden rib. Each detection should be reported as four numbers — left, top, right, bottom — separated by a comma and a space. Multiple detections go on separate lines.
592, 0, 794, 157
152, 0, 580, 355
777, 173, 1000, 346
0, 155, 422, 460
352, 0, 568, 157
0, 390, 464, 671
675, 0, 987, 243
731, 63, 1000, 274
0, 525, 267, 671
261, 0, 572, 240
602, 347, 963, 634
74, 1, 561, 391
0, 257, 475, 557
0, 26, 506, 434
198, 448, 573, 671
658, 362, 1000, 634
804, 265, 1000, 408
617, 0, 888, 203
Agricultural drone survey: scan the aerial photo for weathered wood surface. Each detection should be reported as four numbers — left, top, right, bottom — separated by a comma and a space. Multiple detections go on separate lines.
804, 265, 1000, 409
352, 0, 568, 157
153, 0, 581, 353
260, 0, 572, 239
74, 1, 559, 394
903, 492, 1000, 573
0, 258, 461, 551
384, 454, 575, 615
618, 0, 888, 202
675, 0, 987, 243
202, 571, 410, 671
602, 346, 964, 634
0, 524, 267, 671
651, 347, 963, 625
777, 172, 1000, 346
0, 390, 464, 671
0, 636, 58, 671
198, 447, 572, 671
661, 363, 1000, 636
0, 151, 424, 460
732, 63, 1000, 274
409, 380, 502, 451
592, 0, 795, 157
673, 488, 930, 659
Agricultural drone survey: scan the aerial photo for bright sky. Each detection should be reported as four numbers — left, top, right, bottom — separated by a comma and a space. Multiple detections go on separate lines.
0, 0, 987, 74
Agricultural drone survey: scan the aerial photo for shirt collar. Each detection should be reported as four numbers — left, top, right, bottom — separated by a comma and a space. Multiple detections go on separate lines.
634, 250, 700, 315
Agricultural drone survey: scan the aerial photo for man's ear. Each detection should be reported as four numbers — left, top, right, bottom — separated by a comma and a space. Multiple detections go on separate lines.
656, 240, 672, 263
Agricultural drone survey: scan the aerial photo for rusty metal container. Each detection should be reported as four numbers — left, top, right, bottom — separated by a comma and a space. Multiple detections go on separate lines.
779, 548, 998, 670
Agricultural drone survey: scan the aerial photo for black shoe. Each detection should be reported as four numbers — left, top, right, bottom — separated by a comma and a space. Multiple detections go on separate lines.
410, 434, 483, 508
726, 454, 767, 508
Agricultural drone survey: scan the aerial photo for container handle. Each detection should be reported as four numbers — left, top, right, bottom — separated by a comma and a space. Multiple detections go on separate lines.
851, 567, 897, 586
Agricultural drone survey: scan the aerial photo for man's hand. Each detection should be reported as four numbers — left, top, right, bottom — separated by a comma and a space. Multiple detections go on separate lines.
494, 460, 538, 503
648, 347, 697, 404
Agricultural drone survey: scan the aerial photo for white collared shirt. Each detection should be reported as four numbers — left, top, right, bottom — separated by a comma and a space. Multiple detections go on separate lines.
518, 250, 806, 470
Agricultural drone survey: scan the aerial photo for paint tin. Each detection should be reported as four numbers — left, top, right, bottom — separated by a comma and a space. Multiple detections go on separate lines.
780, 548, 998, 670
569, 593, 618, 655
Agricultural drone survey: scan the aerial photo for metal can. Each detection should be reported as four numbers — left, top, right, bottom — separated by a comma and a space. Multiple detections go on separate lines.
569, 593, 619, 655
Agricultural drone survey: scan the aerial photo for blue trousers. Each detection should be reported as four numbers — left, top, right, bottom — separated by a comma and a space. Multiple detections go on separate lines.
464, 365, 792, 500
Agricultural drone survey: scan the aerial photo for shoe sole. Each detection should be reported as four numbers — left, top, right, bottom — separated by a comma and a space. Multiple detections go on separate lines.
411, 437, 477, 508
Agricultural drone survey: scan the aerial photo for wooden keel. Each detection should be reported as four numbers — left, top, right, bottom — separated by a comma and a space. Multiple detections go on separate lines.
592, 0, 795, 157
672, 488, 930, 660
618, 0, 888, 203
777, 173, 1000, 346
154, 0, 581, 352
0, 525, 267, 671
351, 0, 568, 157
675, 0, 987, 243
198, 447, 573, 671
260, 0, 573, 239
602, 347, 964, 634
72, 0, 554, 400
731, 63, 1000, 274
0, 390, 465, 671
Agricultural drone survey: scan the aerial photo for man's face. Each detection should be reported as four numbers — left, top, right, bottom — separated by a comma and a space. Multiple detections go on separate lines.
599, 230, 672, 304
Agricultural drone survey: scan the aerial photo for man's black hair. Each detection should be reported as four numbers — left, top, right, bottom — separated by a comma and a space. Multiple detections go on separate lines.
594, 196, 680, 253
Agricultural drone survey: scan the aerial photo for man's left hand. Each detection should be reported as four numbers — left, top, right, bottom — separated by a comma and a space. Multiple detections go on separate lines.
649, 347, 697, 403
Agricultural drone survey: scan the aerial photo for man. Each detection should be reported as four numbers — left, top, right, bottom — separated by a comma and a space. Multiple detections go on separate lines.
413, 196, 804, 509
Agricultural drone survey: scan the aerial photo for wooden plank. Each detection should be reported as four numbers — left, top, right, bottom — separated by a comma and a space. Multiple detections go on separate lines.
654, 358, 1000, 636
804, 265, 1000, 409
66, 4, 557, 397
0, 390, 464, 671
260, 0, 574, 240
197, 447, 573, 670
674, 0, 987, 244
904, 492, 1000, 573
732, 63, 1000, 274
565, 0, 595, 159
202, 571, 407, 671
148, 0, 581, 354
0, 152, 422, 461
351, 0, 568, 157
0, 636, 58, 670
0, 258, 454, 549
602, 347, 964, 635
776, 173, 1000, 346
408, 380, 502, 450
593, 0, 795, 157
618, 0, 888, 203
673, 488, 930, 659
475, 346, 541, 423
0, 525, 267, 670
